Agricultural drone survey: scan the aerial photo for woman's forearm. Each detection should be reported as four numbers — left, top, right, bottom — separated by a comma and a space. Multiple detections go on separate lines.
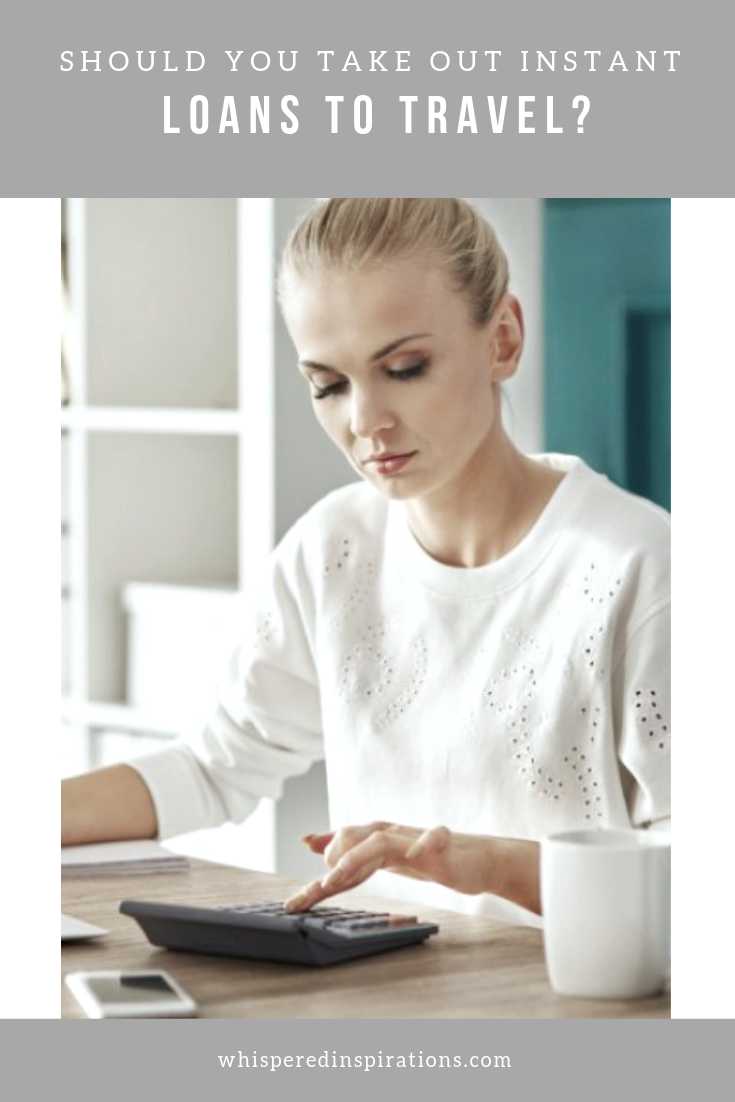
61, 763, 158, 846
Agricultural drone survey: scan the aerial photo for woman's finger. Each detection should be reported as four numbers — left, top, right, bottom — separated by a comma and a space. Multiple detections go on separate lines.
320, 826, 416, 891
284, 878, 328, 912
322, 821, 395, 868
285, 825, 416, 910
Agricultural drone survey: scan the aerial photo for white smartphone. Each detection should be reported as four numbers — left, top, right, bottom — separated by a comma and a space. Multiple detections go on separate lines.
65, 969, 198, 1018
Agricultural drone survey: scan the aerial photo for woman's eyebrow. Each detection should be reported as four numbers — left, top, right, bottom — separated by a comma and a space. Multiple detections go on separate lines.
368, 333, 432, 362
300, 333, 432, 373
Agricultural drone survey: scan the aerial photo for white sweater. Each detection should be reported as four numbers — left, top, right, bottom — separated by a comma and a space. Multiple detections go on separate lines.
133, 455, 670, 924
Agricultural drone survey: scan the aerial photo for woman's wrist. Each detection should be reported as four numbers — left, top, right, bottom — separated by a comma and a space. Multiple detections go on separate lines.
485, 838, 541, 915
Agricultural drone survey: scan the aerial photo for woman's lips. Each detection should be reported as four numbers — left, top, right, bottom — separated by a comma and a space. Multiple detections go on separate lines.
364, 451, 417, 476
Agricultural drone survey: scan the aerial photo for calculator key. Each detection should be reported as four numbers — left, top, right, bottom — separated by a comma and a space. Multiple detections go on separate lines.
331, 915, 419, 930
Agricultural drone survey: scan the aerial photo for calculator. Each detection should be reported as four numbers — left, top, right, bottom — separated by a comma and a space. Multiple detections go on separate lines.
119, 899, 440, 967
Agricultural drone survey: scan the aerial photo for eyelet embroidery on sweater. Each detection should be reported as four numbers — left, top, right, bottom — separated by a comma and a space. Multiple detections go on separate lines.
582, 564, 623, 607
338, 621, 428, 733
563, 728, 606, 821
460, 643, 542, 739
570, 564, 623, 677
323, 540, 428, 730
501, 624, 542, 658
461, 635, 611, 818
635, 688, 670, 753
254, 610, 279, 650
472, 658, 566, 803
546, 575, 615, 685
581, 623, 608, 673
323, 537, 352, 576
374, 636, 428, 733
339, 622, 392, 700
324, 539, 376, 630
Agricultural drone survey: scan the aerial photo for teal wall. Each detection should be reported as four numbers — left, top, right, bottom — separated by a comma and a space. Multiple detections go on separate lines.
544, 199, 671, 510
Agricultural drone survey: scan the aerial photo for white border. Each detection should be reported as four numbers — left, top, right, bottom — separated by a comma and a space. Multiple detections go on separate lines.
0, 198, 59, 1017
671, 197, 733, 1018
2, 196, 723, 1019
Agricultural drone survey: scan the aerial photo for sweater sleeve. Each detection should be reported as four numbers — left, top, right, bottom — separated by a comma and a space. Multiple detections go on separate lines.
614, 600, 671, 828
129, 536, 325, 840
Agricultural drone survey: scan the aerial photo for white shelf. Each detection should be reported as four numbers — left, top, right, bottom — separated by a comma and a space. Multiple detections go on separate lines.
60, 698, 180, 737
60, 406, 244, 435
59, 198, 337, 877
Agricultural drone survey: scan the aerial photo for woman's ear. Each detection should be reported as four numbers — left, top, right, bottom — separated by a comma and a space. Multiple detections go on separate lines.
488, 295, 524, 382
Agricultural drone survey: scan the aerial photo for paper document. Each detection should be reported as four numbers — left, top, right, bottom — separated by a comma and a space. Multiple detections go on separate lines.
61, 913, 108, 941
61, 839, 189, 877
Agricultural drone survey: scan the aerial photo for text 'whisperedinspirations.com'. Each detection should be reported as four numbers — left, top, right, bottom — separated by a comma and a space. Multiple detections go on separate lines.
218, 1050, 512, 1071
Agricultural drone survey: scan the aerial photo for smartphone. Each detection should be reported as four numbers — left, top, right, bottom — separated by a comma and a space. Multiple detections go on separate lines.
65, 969, 198, 1018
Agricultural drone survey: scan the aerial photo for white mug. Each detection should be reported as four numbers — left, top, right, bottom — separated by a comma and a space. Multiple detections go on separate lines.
540, 829, 671, 999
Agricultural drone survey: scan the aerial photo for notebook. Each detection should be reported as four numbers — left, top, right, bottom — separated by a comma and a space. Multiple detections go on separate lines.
61, 840, 190, 877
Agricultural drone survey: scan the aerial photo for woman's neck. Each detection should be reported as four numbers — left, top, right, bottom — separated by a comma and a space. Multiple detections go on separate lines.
405, 435, 565, 569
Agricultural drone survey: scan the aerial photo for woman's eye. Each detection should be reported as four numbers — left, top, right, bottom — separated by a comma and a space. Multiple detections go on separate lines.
310, 360, 428, 400
388, 360, 428, 381
312, 380, 348, 400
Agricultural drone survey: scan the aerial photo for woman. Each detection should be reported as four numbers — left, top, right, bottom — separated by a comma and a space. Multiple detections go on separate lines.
62, 199, 670, 926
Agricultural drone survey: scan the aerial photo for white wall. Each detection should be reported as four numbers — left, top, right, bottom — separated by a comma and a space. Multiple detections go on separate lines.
467, 198, 544, 454
273, 198, 357, 539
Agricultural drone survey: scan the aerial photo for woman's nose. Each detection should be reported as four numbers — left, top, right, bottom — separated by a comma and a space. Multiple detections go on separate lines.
349, 387, 395, 438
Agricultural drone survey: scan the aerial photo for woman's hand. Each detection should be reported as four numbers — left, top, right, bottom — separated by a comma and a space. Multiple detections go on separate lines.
284, 822, 541, 915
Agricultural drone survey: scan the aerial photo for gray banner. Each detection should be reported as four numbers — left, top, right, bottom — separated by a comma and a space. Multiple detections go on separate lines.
4, 1020, 730, 1095
3, 0, 731, 193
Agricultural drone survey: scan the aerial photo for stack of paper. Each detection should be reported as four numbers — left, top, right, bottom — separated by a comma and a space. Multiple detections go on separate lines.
61, 840, 190, 877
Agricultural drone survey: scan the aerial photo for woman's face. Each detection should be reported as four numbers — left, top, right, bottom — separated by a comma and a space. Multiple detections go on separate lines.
283, 257, 520, 509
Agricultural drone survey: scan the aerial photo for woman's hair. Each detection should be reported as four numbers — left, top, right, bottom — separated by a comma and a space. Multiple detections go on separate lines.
278, 198, 510, 326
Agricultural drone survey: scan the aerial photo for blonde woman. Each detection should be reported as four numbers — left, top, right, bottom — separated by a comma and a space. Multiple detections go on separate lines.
62, 199, 670, 926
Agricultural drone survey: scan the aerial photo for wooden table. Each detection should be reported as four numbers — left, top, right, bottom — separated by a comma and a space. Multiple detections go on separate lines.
61, 859, 670, 1019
